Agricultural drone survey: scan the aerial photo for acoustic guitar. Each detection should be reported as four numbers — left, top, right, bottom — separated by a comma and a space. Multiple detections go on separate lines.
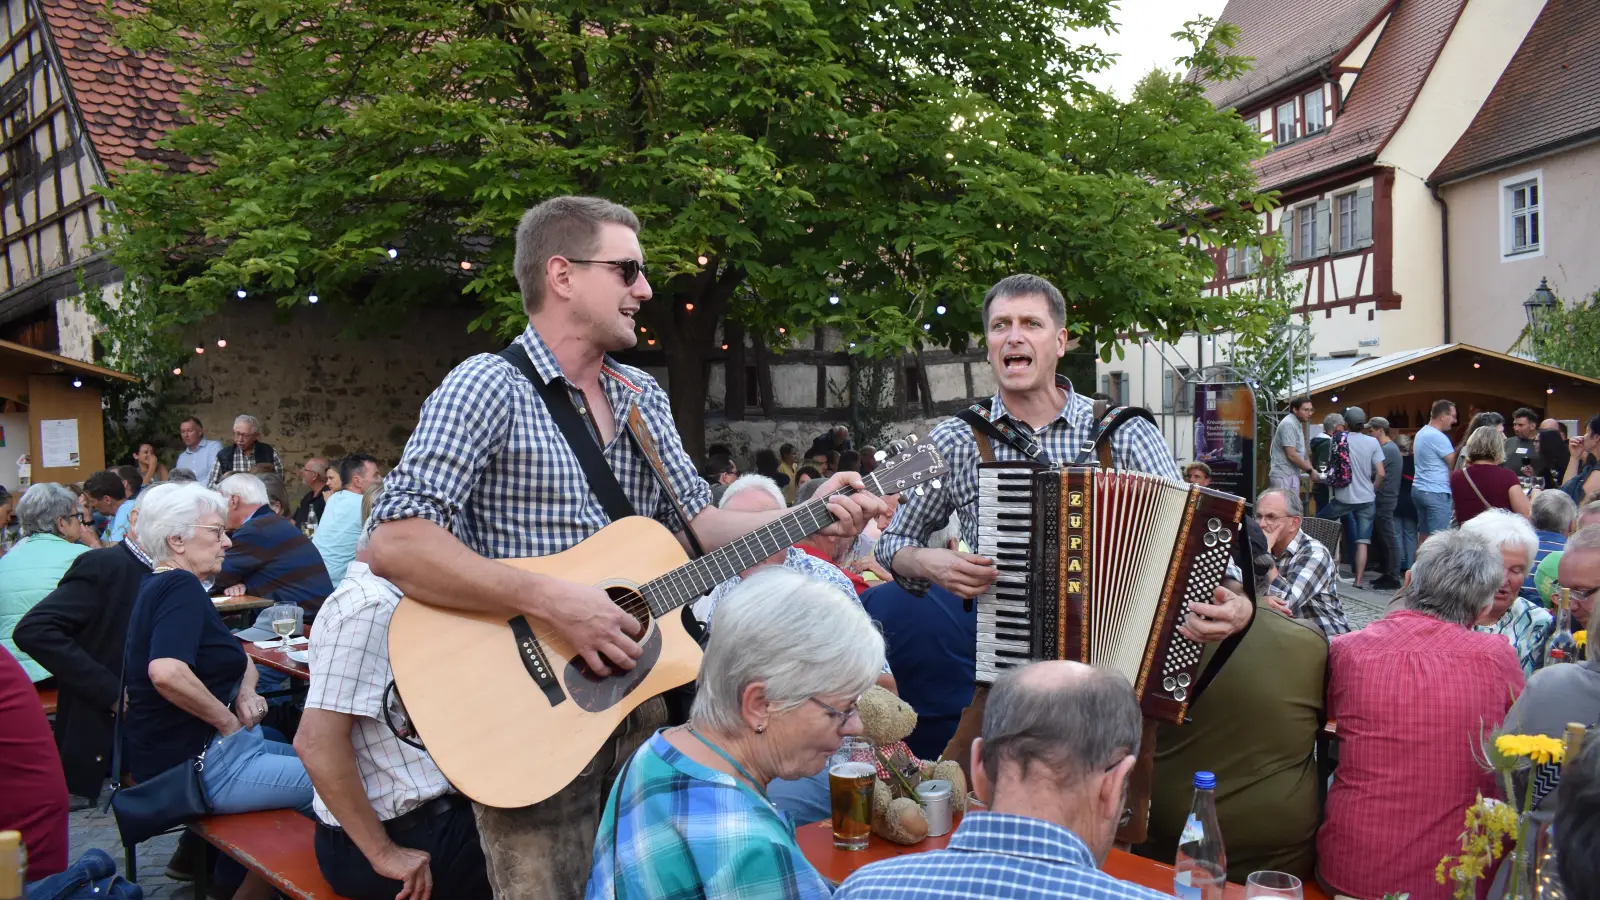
387, 441, 947, 808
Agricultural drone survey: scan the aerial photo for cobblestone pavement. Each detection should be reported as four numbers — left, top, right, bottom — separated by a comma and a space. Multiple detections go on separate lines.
68, 800, 189, 898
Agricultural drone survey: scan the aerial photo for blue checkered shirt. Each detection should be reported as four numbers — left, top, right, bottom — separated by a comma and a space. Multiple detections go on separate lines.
834, 812, 1173, 900
1272, 530, 1350, 638
370, 324, 711, 559
876, 377, 1180, 594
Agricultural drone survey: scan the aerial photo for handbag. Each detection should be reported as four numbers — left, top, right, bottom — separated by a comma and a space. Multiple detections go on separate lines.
107, 619, 214, 846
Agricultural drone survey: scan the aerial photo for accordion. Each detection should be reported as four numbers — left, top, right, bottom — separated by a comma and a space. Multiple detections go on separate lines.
974, 463, 1245, 723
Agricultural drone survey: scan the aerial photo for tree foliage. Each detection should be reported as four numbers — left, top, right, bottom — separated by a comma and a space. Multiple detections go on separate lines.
98, 0, 1275, 456
1524, 289, 1600, 380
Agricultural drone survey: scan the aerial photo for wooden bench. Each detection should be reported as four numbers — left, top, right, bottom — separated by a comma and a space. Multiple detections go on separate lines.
189, 810, 350, 900
37, 684, 56, 716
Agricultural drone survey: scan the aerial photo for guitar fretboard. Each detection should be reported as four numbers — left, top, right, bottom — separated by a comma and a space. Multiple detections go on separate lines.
637, 472, 888, 617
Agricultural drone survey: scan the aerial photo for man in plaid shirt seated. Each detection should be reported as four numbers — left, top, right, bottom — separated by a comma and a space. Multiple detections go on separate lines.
835, 661, 1171, 900
1256, 488, 1351, 638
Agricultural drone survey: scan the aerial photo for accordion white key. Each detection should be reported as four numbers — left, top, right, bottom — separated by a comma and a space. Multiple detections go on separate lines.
974, 464, 1245, 723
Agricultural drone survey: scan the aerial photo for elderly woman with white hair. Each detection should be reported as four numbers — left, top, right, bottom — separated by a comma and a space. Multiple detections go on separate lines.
122, 483, 312, 831
588, 568, 885, 899
1450, 424, 1532, 523
1460, 509, 1553, 676
1317, 529, 1525, 899
0, 483, 93, 681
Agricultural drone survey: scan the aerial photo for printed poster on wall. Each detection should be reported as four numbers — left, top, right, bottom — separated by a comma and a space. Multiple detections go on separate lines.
1192, 383, 1256, 500
40, 418, 80, 468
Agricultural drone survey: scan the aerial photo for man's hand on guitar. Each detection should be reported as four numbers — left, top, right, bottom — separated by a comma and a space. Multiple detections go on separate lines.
925, 548, 998, 599
543, 579, 643, 676
816, 472, 888, 540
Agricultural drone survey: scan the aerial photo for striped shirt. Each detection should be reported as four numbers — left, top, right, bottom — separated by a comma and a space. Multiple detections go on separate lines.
877, 376, 1180, 594
587, 731, 831, 900
217, 506, 334, 612
835, 812, 1170, 900
370, 324, 710, 561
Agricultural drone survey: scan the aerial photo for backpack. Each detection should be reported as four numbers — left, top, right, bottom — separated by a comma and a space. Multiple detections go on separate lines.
1325, 431, 1354, 489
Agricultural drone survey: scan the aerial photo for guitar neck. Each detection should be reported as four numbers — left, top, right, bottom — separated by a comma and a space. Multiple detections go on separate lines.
639, 472, 891, 617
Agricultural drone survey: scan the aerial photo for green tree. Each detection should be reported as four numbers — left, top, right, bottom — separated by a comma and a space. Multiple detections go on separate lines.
98, 1, 1273, 458
1524, 289, 1600, 379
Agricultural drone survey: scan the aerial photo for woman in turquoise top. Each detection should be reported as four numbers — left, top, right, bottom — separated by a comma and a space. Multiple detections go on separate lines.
0, 483, 94, 681
587, 567, 887, 900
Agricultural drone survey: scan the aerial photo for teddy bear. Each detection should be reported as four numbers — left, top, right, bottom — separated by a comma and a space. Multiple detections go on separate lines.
851, 686, 968, 845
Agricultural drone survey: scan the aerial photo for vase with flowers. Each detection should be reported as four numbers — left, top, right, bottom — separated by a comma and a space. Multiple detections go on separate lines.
1436, 729, 1566, 899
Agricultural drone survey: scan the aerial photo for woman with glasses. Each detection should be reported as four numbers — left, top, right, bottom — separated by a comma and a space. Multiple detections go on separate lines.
587, 568, 885, 899
0, 483, 94, 682
121, 484, 311, 874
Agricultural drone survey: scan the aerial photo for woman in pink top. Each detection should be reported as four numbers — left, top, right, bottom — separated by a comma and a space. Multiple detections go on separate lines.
1317, 528, 1524, 900
1451, 425, 1532, 524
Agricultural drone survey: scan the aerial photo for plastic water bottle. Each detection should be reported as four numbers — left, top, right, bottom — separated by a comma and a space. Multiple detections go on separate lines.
1175, 770, 1227, 900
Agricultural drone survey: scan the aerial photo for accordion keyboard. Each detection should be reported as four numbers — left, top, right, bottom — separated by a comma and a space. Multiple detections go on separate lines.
974, 464, 1040, 684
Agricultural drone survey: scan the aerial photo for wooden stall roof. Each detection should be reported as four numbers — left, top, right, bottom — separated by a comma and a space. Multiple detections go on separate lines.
0, 339, 136, 382
1305, 343, 1600, 395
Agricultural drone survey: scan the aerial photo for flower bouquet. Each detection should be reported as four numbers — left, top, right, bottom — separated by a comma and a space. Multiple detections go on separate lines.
1437, 730, 1566, 899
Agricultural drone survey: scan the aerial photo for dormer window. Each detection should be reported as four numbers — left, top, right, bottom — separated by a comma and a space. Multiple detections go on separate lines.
1275, 101, 1297, 145
1304, 91, 1326, 135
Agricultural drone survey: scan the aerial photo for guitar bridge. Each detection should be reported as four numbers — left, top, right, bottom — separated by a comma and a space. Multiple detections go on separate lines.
509, 617, 566, 707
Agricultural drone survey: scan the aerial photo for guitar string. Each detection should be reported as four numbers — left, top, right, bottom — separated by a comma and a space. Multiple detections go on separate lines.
504, 464, 933, 651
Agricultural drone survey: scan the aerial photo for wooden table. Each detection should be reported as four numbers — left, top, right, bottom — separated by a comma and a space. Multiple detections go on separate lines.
796, 816, 1330, 900
241, 637, 310, 681
213, 594, 274, 616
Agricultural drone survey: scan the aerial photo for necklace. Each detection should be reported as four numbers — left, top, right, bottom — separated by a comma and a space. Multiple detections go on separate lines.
684, 726, 771, 801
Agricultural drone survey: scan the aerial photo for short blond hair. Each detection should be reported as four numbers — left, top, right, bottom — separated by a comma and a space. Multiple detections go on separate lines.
1464, 424, 1507, 464
512, 196, 641, 316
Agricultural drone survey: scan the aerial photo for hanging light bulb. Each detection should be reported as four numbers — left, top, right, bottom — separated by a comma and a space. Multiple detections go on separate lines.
1407, 372, 1415, 381
308, 293, 319, 304
697, 255, 709, 266
217, 339, 228, 348
849, 342, 856, 348
1330, 395, 1339, 403
685, 303, 695, 312
236, 289, 247, 299
923, 323, 932, 331
829, 294, 840, 305
1547, 385, 1555, 395
778, 327, 786, 334
195, 346, 205, 354
721, 343, 729, 350
459, 261, 472, 270
71, 378, 82, 388
647, 338, 657, 346
936, 305, 947, 315
387, 248, 399, 259
173, 367, 183, 375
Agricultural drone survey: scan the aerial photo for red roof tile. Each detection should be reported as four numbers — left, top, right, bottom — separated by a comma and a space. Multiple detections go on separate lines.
38, 0, 194, 173
1246, 0, 1467, 193
1430, 0, 1600, 184
1200, 0, 1396, 110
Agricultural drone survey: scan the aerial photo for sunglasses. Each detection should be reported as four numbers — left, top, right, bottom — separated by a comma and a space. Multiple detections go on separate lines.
566, 258, 647, 286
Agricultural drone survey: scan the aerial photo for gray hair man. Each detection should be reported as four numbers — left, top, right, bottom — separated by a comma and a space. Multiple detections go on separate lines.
1255, 488, 1349, 637
835, 662, 1153, 900
1460, 509, 1550, 676
1556, 525, 1600, 632
212, 474, 333, 611
207, 413, 284, 487
1317, 528, 1523, 898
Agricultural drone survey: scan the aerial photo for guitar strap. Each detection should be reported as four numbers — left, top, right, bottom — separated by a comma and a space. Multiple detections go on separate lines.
497, 344, 706, 558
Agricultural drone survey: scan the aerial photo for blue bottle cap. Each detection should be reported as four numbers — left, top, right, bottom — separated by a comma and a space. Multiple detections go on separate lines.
1193, 770, 1216, 790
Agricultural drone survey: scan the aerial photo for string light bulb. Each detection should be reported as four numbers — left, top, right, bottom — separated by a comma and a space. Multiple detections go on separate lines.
685, 303, 695, 312
829, 294, 840, 305
1330, 395, 1339, 403
236, 289, 247, 299
720, 343, 728, 350
387, 248, 399, 259
923, 323, 932, 331
459, 261, 472, 270
308, 293, 319, 304
173, 367, 183, 375
936, 305, 947, 315
647, 338, 656, 346
71, 378, 82, 388
778, 327, 786, 334
217, 339, 228, 348
1472, 360, 1481, 369
1547, 385, 1555, 395
1407, 372, 1415, 381
195, 346, 205, 354
697, 255, 709, 266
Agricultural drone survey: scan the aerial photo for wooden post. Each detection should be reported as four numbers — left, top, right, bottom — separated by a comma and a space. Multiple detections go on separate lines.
724, 320, 746, 422
751, 333, 776, 418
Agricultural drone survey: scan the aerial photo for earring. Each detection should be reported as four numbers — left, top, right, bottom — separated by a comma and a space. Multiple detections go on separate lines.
755, 724, 766, 734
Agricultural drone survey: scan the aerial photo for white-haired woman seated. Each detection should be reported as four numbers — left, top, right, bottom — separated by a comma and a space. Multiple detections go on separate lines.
1460, 509, 1553, 676
0, 483, 94, 681
122, 483, 312, 820
587, 568, 885, 899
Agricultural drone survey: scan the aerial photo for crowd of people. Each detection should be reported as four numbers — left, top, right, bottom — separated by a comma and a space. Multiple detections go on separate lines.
0, 194, 1596, 900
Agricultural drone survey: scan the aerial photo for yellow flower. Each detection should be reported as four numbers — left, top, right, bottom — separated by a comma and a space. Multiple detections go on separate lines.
1576, 630, 1587, 650
1495, 733, 1566, 766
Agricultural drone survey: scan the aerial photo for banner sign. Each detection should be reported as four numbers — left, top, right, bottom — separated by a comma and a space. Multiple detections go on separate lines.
1192, 383, 1256, 499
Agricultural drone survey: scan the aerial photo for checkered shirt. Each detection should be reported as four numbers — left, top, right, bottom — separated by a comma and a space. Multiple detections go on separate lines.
370, 324, 711, 559
1476, 595, 1553, 677
305, 561, 454, 825
586, 731, 831, 900
877, 376, 1181, 594
834, 811, 1173, 900
205, 442, 284, 488
1318, 611, 1524, 900
1271, 530, 1351, 637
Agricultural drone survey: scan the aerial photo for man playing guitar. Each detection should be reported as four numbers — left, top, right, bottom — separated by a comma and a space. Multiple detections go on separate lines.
368, 196, 885, 900
874, 274, 1254, 780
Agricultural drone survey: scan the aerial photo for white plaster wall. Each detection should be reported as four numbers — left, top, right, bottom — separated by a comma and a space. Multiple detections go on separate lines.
1338, 14, 1390, 101
1443, 142, 1600, 352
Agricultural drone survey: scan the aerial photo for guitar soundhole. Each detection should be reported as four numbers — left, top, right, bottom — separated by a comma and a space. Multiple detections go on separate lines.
562, 586, 662, 713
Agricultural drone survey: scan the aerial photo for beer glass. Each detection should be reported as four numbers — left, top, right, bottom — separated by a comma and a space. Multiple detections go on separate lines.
829, 761, 875, 850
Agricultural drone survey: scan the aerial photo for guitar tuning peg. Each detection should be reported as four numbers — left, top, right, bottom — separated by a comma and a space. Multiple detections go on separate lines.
908, 434, 919, 443
915, 485, 926, 496
931, 478, 941, 490
874, 451, 887, 462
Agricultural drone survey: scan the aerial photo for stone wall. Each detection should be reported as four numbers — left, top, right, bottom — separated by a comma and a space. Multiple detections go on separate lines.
702, 415, 945, 465
165, 300, 499, 464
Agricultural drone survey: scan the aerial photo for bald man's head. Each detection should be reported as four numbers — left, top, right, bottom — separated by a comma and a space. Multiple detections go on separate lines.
979, 661, 1140, 788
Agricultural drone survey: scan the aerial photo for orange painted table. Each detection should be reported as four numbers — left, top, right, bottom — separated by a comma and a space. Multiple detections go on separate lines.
797, 816, 1329, 900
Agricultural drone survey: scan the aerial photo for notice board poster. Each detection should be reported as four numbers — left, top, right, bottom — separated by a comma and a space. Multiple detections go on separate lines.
1192, 383, 1255, 500
40, 418, 80, 469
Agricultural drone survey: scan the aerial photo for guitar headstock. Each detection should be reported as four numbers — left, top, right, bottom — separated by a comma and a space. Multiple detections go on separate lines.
866, 434, 947, 497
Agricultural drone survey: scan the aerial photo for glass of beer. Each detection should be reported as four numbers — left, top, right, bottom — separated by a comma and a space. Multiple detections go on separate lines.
829, 760, 874, 850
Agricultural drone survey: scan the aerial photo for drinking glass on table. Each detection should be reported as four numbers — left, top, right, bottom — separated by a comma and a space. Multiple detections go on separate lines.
1245, 871, 1303, 900
267, 603, 299, 649
829, 760, 875, 850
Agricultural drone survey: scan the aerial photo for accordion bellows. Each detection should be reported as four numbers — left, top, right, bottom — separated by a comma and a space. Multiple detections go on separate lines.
974, 464, 1245, 723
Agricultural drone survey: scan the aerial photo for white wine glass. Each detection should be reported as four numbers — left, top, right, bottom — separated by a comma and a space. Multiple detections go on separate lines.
1245, 871, 1303, 900
267, 603, 299, 650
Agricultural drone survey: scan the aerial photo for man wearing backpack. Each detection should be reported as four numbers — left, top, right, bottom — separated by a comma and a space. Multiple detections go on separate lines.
1318, 408, 1386, 589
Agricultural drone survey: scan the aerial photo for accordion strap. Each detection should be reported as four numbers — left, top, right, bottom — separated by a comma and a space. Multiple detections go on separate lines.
1073, 405, 1158, 468
957, 405, 1048, 464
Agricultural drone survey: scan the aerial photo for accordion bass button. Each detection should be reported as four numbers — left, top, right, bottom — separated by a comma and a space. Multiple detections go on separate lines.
1176, 673, 1191, 687
1162, 676, 1177, 692
1203, 533, 1218, 548
1173, 686, 1188, 702
1208, 517, 1222, 531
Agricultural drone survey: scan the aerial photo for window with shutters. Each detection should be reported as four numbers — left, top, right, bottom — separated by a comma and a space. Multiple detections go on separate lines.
1100, 371, 1130, 405
1503, 175, 1542, 257
1275, 101, 1297, 145
1304, 90, 1326, 135
1163, 367, 1194, 414
1333, 186, 1373, 252
1286, 201, 1330, 262
1226, 245, 1261, 279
